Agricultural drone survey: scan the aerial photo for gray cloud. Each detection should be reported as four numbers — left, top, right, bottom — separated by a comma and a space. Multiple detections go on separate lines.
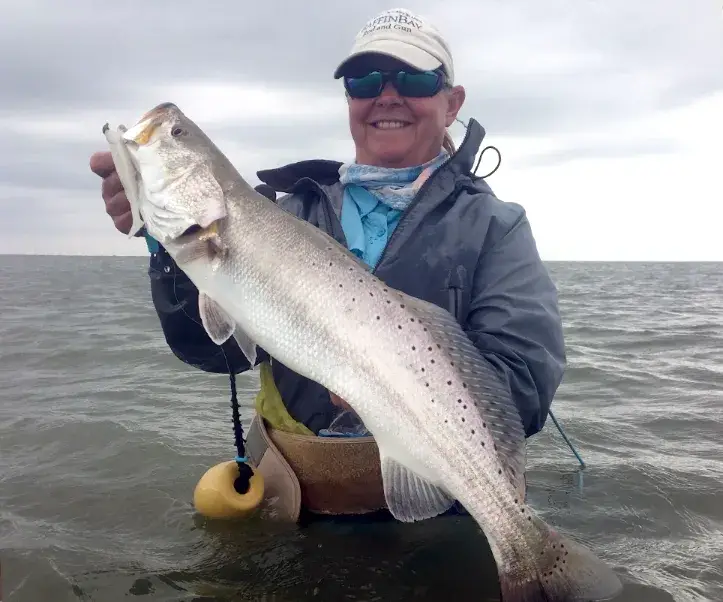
1, 0, 722, 254
516, 137, 681, 168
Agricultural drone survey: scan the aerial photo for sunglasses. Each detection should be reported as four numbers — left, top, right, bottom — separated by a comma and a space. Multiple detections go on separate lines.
343, 69, 446, 99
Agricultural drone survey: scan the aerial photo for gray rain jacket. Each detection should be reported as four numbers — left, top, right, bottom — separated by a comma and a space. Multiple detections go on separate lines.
147, 118, 566, 438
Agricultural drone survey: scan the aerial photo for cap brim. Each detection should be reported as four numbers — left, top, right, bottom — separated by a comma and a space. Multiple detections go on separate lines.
333, 40, 443, 79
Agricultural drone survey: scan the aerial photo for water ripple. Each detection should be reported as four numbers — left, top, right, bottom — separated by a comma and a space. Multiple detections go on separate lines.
1, 257, 722, 601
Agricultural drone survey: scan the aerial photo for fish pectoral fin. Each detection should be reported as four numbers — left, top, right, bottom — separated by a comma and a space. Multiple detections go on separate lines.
198, 292, 236, 346
175, 240, 209, 265
380, 455, 455, 522
175, 226, 226, 266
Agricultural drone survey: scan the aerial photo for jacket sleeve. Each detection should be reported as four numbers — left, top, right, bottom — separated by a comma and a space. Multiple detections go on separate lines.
465, 204, 566, 438
148, 245, 269, 374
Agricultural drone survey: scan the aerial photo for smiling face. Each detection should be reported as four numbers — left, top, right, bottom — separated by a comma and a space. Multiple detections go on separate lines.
344, 55, 466, 168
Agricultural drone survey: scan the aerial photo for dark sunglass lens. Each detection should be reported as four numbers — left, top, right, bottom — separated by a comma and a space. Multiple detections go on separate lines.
345, 71, 384, 98
395, 71, 443, 97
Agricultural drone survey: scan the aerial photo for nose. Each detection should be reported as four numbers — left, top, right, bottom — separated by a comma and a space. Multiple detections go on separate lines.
374, 82, 403, 106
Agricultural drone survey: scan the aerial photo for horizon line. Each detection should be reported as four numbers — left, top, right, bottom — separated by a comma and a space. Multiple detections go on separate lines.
0, 253, 721, 263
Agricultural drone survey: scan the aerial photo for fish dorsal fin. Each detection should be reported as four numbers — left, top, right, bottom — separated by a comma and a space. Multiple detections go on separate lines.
402, 293, 528, 496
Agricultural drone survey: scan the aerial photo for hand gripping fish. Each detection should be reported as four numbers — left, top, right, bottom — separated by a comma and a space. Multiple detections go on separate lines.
102, 103, 623, 602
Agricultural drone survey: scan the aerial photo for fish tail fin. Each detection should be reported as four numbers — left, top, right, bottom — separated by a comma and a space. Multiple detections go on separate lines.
498, 515, 623, 602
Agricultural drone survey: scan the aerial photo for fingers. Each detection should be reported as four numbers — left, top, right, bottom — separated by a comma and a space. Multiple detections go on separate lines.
113, 211, 133, 235
90, 149, 133, 236
105, 190, 130, 218
101, 171, 123, 202
89, 151, 116, 178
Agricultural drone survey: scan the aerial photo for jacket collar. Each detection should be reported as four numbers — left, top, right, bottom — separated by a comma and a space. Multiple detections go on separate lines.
256, 118, 487, 194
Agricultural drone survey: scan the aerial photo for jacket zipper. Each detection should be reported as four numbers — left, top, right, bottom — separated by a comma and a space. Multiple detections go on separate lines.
371, 124, 475, 275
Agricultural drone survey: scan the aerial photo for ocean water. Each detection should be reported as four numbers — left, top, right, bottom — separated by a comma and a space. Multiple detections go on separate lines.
0, 256, 721, 602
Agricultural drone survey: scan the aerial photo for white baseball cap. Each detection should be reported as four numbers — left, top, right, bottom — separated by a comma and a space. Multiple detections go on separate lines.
333, 8, 455, 85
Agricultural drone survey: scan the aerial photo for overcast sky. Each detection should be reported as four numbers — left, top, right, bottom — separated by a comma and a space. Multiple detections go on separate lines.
1, 0, 722, 260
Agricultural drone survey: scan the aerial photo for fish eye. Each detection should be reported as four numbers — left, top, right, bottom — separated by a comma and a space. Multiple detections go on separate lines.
171, 127, 186, 137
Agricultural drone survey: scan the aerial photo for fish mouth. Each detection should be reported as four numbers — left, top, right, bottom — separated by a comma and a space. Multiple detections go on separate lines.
122, 102, 179, 146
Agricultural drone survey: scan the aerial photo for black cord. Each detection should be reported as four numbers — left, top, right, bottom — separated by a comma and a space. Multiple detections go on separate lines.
473, 145, 502, 179
229, 372, 253, 494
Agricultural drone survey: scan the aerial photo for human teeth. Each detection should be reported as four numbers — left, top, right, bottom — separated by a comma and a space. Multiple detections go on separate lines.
374, 121, 408, 129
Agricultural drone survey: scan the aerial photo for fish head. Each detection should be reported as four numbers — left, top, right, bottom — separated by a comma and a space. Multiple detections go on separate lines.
121, 102, 228, 246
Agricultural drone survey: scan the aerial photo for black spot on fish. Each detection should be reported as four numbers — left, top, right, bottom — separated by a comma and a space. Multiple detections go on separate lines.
461, 417, 465, 422
428, 346, 432, 351
400, 304, 405, 308
376, 316, 380, 320
412, 346, 416, 350
463, 404, 467, 409
471, 430, 475, 435
421, 368, 425, 372
481, 441, 485, 447
430, 359, 435, 364
498, 469, 502, 475
329, 262, 333, 266
397, 325, 402, 329
447, 381, 452, 385
462, 383, 467, 389
410, 318, 415, 322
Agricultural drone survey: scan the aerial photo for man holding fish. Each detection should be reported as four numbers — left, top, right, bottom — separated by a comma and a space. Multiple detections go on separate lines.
88, 8, 623, 600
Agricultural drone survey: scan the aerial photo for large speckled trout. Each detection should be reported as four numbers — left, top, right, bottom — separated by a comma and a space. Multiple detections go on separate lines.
102, 102, 622, 602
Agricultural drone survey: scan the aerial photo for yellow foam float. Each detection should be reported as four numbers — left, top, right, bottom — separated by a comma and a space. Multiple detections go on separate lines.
193, 460, 265, 519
